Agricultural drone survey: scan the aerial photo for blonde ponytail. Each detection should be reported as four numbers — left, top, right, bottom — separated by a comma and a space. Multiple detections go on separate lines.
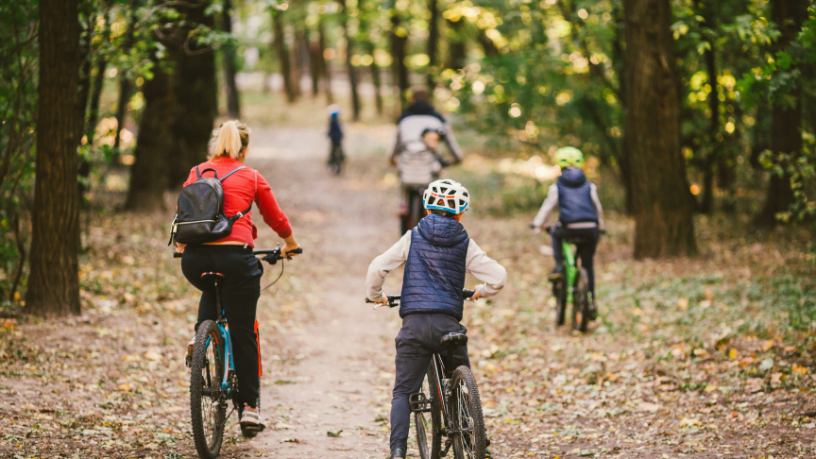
209, 120, 251, 160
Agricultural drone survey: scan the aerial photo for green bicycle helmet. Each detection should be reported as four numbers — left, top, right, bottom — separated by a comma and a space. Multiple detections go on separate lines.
554, 146, 585, 168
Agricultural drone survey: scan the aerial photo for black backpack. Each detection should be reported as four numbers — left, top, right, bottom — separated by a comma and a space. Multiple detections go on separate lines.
169, 166, 251, 245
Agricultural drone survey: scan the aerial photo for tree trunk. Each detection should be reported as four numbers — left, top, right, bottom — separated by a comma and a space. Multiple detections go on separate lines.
167, 0, 219, 188
221, 0, 241, 119
291, 26, 304, 99
125, 59, 172, 210
445, 19, 466, 70
754, 0, 806, 226
611, 5, 633, 215
339, 0, 361, 121
367, 41, 383, 115
26, 0, 82, 317
390, 10, 409, 110
273, 11, 296, 103
309, 36, 321, 97
114, 0, 141, 151
427, 0, 439, 87
318, 18, 333, 103
698, 0, 718, 214
624, 0, 697, 258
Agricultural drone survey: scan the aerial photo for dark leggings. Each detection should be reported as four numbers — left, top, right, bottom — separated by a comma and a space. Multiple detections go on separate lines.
551, 226, 599, 296
181, 245, 263, 408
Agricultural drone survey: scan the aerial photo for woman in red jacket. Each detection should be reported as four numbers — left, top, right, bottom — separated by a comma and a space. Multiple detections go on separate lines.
177, 120, 299, 427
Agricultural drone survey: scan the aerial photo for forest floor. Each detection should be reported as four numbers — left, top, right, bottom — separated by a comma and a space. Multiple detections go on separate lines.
2, 93, 816, 459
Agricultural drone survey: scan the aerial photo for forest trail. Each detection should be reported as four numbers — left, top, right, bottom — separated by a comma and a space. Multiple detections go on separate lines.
239, 123, 401, 458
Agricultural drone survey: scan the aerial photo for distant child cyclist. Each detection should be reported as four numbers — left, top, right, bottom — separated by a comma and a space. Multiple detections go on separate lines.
326, 104, 344, 170
531, 147, 604, 318
366, 179, 507, 459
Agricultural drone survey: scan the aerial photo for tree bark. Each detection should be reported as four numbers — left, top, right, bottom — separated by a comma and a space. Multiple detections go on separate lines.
427, 0, 439, 87
309, 35, 321, 97
624, 0, 697, 258
367, 40, 383, 114
339, 0, 361, 121
221, 0, 241, 119
754, 0, 806, 226
318, 17, 333, 103
444, 19, 466, 70
114, 0, 141, 151
167, 0, 219, 188
125, 58, 172, 210
273, 11, 296, 103
390, 9, 409, 110
25, 0, 82, 317
612, 5, 634, 215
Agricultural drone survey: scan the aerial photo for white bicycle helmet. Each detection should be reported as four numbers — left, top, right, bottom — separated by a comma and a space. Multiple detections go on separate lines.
327, 104, 341, 116
423, 179, 470, 215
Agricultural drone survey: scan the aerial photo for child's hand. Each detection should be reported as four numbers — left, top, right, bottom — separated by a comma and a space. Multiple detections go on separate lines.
470, 287, 483, 301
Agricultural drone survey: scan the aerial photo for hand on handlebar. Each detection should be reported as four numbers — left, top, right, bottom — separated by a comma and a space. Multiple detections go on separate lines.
281, 235, 300, 258
469, 287, 483, 301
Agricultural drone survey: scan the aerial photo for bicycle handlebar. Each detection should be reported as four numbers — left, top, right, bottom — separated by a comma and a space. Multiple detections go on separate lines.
367, 289, 476, 310
172, 247, 303, 264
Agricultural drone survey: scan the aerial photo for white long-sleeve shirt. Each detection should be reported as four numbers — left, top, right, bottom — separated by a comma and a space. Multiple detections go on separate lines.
532, 183, 605, 229
366, 231, 507, 303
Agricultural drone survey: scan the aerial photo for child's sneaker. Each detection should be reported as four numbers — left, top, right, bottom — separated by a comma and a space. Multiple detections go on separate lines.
184, 336, 195, 368
240, 404, 261, 426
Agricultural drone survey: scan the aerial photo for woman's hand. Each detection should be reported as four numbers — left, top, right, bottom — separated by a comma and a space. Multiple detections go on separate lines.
281, 235, 300, 258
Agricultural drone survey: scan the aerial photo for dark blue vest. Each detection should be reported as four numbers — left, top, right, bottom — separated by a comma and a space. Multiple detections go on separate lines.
400, 214, 469, 321
556, 168, 598, 224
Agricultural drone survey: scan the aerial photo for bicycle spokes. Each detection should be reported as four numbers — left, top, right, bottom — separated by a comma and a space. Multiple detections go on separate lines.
456, 382, 476, 458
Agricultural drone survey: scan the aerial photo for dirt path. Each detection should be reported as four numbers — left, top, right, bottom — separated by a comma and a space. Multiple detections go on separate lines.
241, 124, 401, 458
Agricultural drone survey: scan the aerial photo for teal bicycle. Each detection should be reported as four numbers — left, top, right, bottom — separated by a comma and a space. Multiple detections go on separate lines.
175, 247, 302, 459
545, 226, 598, 333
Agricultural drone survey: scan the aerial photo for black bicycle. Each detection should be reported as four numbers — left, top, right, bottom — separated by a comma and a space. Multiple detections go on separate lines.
328, 142, 345, 175
368, 289, 488, 459
175, 247, 302, 459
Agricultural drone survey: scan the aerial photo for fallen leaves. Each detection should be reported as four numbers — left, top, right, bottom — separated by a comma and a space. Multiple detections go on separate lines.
679, 418, 702, 427
327, 428, 343, 437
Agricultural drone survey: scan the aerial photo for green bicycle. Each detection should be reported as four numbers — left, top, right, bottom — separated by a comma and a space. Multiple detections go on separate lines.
546, 226, 597, 333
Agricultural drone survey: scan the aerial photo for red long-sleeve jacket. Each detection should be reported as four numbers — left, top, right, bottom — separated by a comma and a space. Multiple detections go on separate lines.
183, 157, 292, 247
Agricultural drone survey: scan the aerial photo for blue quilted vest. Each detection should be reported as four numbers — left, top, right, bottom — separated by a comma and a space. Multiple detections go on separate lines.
556, 168, 598, 224
400, 214, 470, 321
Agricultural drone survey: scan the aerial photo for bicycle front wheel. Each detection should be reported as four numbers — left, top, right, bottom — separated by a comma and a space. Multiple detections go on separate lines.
190, 320, 226, 459
451, 366, 486, 459
572, 268, 590, 333
415, 364, 442, 459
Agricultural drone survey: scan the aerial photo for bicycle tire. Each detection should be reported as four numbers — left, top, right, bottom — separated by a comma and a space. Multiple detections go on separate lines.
451, 366, 487, 459
555, 278, 567, 327
190, 320, 226, 459
572, 268, 590, 333
415, 364, 442, 459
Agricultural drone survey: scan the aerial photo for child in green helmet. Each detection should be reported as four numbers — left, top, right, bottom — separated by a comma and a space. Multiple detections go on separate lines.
530, 147, 604, 319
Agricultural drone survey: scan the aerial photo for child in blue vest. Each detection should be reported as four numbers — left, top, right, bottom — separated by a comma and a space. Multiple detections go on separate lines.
531, 147, 604, 318
366, 179, 507, 459
327, 104, 344, 166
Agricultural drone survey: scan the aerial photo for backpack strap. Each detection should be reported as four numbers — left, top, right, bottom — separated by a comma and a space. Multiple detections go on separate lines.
219, 166, 247, 182
196, 166, 219, 180
228, 203, 253, 222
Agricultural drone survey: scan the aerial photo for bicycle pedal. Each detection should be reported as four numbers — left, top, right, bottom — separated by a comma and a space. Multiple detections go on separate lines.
408, 393, 430, 412
242, 422, 265, 432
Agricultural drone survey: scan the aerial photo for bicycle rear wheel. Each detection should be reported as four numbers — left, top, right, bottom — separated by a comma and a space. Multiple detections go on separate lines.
451, 366, 486, 459
572, 268, 590, 333
190, 320, 226, 459
554, 278, 567, 327
415, 364, 442, 459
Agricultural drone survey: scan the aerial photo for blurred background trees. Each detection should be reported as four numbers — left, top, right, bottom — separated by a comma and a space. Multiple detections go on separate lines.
1, 0, 814, 316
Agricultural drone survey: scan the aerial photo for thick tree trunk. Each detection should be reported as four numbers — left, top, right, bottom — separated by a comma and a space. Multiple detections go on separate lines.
273, 11, 296, 103
126, 60, 172, 210
390, 11, 409, 110
114, 0, 140, 151
221, 0, 241, 119
754, 0, 806, 226
167, 0, 219, 188
318, 18, 333, 103
624, 0, 697, 258
445, 19, 466, 70
26, 0, 82, 317
611, 5, 634, 215
427, 0, 439, 87
309, 37, 321, 97
339, 0, 361, 121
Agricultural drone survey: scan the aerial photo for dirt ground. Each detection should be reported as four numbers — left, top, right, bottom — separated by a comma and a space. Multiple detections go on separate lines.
1, 102, 815, 459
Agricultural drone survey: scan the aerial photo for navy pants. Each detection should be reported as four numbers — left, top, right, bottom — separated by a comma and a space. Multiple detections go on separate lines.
390, 313, 470, 453
551, 226, 599, 296
181, 245, 263, 408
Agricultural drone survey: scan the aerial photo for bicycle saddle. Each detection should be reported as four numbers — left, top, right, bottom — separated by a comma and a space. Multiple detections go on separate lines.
440, 332, 468, 350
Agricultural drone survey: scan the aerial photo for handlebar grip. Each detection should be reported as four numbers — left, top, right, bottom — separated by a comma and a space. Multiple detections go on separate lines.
463, 289, 476, 299
173, 252, 183, 258
288, 247, 303, 255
